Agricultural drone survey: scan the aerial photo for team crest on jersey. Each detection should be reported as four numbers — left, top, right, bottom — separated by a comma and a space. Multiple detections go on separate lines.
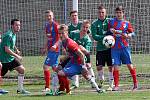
123, 24, 127, 28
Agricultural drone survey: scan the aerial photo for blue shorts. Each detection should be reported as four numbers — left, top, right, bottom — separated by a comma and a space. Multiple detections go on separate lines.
44, 51, 59, 67
62, 61, 82, 78
111, 47, 132, 66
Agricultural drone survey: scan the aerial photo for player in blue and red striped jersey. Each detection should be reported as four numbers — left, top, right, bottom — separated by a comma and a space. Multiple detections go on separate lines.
108, 6, 138, 91
42, 10, 60, 92
55, 24, 105, 94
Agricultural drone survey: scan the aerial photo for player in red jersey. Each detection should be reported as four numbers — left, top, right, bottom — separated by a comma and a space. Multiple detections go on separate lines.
42, 10, 60, 92
55, 24, 105, 95
108, 6, 138, 91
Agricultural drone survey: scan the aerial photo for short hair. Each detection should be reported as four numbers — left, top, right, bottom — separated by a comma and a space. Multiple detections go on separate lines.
45, 10, 53, 14
82, 20, 90, 26
115, 6, 124, 12
70, 10, 78, 16
11, 19, 20, 25
98, 5, 105, 10
58, 24, 68, 33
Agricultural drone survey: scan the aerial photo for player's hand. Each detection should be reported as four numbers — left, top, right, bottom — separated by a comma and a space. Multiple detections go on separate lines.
41, 48, 47, 55
16, 55, 23, 61
16, 49, 21, 55
110, 28, 116, 34
50, 45, 57, 51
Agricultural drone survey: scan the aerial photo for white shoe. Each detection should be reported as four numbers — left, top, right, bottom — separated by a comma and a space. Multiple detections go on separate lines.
106, 87, 113, 91
42, 88, 50, 92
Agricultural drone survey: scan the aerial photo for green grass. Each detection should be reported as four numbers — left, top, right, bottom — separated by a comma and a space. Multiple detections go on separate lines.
1, 54, 150, 100
0, 84, 150, 100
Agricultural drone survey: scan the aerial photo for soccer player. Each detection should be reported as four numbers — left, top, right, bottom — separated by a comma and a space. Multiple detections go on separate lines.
108, 6, 138, 91
0, 19, 30, 94
56, 24, 104, 94
67, 10, 83, 88
69, 20, 95, 87
91, 5, 114, 90
42, 10, 60, 92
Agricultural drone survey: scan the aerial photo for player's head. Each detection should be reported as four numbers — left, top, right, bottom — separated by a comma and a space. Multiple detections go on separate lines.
81, 20, 90, 34
115, 6, 124, 20
45, 10, 54, 22
98, 5, 107, 20
11, 19, 21, 33
58, 24, 68, 40
70, 10, 78, 24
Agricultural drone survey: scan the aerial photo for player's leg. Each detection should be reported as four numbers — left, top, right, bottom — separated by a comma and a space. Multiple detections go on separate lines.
106, 49, 114, 91
13, 59, 30, 94
0, 62, 9, 94
42, 51, 59, 92
96, 51, 105, 88
121, 47, 138, 90
111, 49, 121, 91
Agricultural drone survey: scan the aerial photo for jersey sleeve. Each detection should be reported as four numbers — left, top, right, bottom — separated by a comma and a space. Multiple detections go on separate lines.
3, 35, 12, 47
127, 22, 134, 33
67, 39, 79, 52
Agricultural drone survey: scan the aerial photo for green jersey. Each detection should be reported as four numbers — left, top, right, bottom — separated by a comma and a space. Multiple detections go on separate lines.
69, 30, 92, 52
68, 21, 82, 34
0, 30, 16, 63
91, 18, 110, 51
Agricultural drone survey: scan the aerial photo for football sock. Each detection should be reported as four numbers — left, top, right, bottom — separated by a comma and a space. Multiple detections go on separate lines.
113, 70, 119, 87
58, 75, 65, 91
98, 70, 104, 81
18, 74, 24, 91
64, 76, 70, 93
44, 70, 50, 88
71, 75, 79, 87
130, 67, 138, 86
108, 72, 114, 88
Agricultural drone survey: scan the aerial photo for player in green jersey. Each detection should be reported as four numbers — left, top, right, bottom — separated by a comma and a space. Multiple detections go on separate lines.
0, 19, 30, 94
91, 5, 114, 91
69, 20, 95, 84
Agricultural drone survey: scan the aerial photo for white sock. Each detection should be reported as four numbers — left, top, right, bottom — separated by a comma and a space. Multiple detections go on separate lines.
72, 75, 79, 87
88, 77, 99, 91
98, 70, 104, 81
18, 74, 24, 91
88, 67, 95, 78
108, 72, 114, 88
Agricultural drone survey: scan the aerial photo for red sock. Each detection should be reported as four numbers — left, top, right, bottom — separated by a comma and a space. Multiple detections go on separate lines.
130, 67, 138, 86
64, 76, 70, 93
44, 70, 50, 88
113, 70, 119, 87
58, 75, 65, 91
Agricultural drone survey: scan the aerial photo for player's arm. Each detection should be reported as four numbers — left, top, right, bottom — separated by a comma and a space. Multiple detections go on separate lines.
3, 36, 22, 60
91, 23, 105, 41
75, 48, 85, 65
14, 46, 21, 55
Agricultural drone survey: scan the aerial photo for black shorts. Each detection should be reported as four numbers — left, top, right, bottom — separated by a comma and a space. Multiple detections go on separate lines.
96, 49, 112, 67
1, 59, 22, 76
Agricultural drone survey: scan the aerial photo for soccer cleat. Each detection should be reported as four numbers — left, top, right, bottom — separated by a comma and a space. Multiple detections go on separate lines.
70, 85, 78, 90
106, 87, 113, 91
17, 89, 30, 94
55, 90, 66, 95
0, 89, 9, 94
112, 86, 119, 91
98, 80, 104, 88
97, 89, 105, 93
66, 91, 72, 95
42, 88, 50, 92
132, 84, 138, 91
46, 89, 53, 96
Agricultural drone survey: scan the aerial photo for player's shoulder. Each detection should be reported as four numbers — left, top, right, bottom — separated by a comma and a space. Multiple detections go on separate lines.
70, 30, 80, 34
91, 19, 99, 25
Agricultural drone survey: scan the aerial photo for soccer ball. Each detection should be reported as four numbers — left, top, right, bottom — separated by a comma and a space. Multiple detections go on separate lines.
103, 35, 115, 48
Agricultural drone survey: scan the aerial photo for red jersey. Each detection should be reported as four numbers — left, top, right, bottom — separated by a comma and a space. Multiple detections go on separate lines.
62, 38, 82, 64
108, 18, 134, 49
44, 21, 59, 52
